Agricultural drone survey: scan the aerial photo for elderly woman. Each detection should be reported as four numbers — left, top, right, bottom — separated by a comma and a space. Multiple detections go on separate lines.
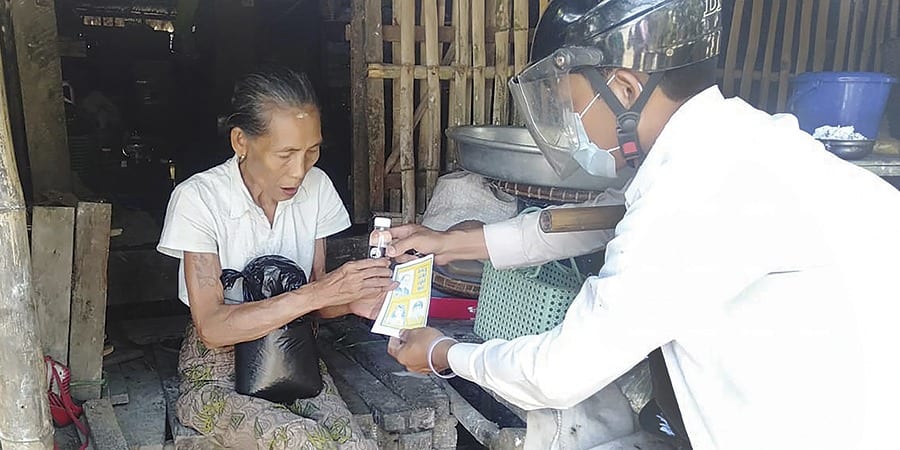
158, 67, 392, 449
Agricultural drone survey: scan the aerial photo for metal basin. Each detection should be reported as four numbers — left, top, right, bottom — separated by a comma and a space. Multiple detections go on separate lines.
447, 125, 633, 191
818, 139, 875, 160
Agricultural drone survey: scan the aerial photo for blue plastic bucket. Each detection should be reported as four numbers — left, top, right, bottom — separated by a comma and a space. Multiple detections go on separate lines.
788, 72, 896, 140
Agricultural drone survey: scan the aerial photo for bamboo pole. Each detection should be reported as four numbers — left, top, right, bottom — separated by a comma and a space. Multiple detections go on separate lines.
423, 0, 441, 209
739, 0, 764, 100
369, 62, 503, 79
350, 0, 369, 222
366, 0, 385, 213
511, 0, 527, 124
812, 0, 830, 72
874, 0, 889, 71
834, 0, 852, 71
848, 0, 863, 70
759, 0, 781, 112
795, 0, 814, 75
776, 0, 798, 111
472, 0, 487, 125
861, 0, 879, 70
722, 0, 745, 97
492, 0, 510, 125
0, 37, 55, 450
397, 0, 416, 223
448, 0, 471, 169
418, 2, 431, 213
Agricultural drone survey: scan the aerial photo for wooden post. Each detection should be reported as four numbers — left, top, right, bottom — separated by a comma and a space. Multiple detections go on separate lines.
0, 33, 54, 448
366, 0, 386, 214
448, 0, 471, 169
397, 1, 416, 223
472, 0, 487, 125
10, 0, 72, 196
812, 0, 830, 72
492, 0, 511, 125
511, 0, 527, 124
350, 0, 370, 223
739, 0, 764, 100
834, 0, 853, 71
422, 0, 441, 209
861, 0, 879, 70
891, 0, 899, 38
31, 207, 75, 366
722, 0, 745, 97
848, 0, 863, 70
776, 0, 798, 111
874, 0, 890, 71
69, 202, 112, 401
758, 0, 781, 112
795, 0, 814, 75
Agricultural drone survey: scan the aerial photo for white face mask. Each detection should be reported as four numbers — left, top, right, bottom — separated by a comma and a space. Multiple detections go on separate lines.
569, 74, 643, 178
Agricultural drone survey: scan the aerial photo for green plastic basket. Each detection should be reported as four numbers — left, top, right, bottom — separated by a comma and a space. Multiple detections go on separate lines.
474, 207, 586, 340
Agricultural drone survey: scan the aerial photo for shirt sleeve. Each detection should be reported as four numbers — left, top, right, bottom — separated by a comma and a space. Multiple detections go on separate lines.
313, 170, 352, 239
483, 189, 624, 269
157, 183, 219, 259
449, 191, 769, 411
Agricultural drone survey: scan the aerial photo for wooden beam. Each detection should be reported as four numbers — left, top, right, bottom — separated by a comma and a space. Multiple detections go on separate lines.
848, 0, 864, 70
861, 0, 879, 70
472, 0, 487, 125
365, 0, 385, 213
350, 0, 369, 223
722, 0, 745, 97
511, 0, 527, 124
10, 0, 72, 196
422, 0, 441, 210
31, 206, 75, 365
492, 0, 511, 125
776, 0, 798, 111
397, 0, 416, 223
812, 0, 830, 71
758, 0, 781, 111
795, 0, 815, 74
368, 62, 501, 79
448, 0, 471, 169
739, 0, 764, 100
69, 202, 112, 401
834, 0, 853, 71
874, 0, 890, 71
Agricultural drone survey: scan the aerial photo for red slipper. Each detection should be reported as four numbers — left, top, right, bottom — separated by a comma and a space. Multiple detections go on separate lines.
45, 356, 91, 450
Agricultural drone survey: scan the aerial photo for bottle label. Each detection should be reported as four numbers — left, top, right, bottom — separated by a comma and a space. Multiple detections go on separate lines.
369, 246, 386, 259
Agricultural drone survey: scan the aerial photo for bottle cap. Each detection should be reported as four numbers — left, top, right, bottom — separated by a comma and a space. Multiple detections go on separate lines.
373, 217, 392, 228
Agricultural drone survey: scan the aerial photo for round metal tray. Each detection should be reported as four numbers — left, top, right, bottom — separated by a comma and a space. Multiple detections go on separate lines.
818, 139, 875, 160
447, 125, 633, 191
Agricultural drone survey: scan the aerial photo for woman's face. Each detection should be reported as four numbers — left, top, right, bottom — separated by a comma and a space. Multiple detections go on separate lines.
233, 105, 322, 202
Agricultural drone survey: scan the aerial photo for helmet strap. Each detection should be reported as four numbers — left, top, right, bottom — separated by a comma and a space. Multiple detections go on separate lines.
583, 70, 664, 167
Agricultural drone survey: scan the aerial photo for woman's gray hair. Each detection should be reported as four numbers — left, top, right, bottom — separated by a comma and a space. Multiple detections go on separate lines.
224, 66, 319, 137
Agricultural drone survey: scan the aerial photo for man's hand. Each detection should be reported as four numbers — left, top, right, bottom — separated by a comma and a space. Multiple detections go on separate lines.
310, 258, 397, 310
387, 224, 490, 266
347, 293, 388, 319
387, 327, 454, 374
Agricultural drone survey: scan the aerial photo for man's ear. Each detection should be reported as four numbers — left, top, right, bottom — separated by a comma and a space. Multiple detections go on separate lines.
607, 70, 647, 109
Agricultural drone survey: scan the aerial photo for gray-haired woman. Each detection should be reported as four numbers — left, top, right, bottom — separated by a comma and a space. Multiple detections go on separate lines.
158, 67, 392, 449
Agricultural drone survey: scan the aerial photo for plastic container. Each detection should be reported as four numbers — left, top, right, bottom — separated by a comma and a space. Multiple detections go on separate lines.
368, 217, 392, 259
788, 72, 896, 141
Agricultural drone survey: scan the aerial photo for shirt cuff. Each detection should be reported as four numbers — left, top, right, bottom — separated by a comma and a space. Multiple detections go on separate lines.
483, 215, 529, 269
447, 342, 481, 381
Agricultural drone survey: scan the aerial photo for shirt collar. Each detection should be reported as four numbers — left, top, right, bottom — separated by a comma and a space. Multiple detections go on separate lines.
624, 86, 725, 208
227, 156, 309, 219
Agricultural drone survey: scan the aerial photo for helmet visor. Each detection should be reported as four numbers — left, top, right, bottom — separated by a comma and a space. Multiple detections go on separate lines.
509, 47, 603, 178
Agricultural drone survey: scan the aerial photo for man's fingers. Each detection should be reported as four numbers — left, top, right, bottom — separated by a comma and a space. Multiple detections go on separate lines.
387, 224, 422, 241
386, 235, 423, 258
392, 254, 416, 264
357, 267, 394, 280
347, 258, 391, 269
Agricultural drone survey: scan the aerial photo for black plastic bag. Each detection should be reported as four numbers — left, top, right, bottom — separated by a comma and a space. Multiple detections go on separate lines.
220, 255, 323, 403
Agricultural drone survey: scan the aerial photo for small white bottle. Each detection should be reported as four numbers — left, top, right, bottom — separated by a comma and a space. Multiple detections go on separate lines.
369, 217, 392, 259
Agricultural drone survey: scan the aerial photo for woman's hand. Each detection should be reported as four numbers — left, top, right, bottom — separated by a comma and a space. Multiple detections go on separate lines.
387, 327, 454, 375
310, 258, 396, 311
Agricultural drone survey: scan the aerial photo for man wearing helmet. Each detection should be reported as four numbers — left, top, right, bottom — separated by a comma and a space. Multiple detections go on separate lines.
387, 1, 900, 449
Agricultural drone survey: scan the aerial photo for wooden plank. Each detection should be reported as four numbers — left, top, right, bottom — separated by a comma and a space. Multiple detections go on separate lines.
366, 0, 386, 213
776, 0, 799, 111
472, 0, 487, 125
418, 0, 432, 214
397, 0, 416, 223
422, 0, 441, 209
69, 202, 113, 401
722, 0, 745, 97
848, 0, 864, 70
448, 0, 472, 169
834, 0, 853, 71
874, 0, 890, 71
511, 0, 527, 124
795, 0, 815, 75
84, 399, 129, 450
739, 0, 764, 100
31, 206, 75, 365
862, 0, 879, 70
892, 0, 899, 38
350, 0, 369, 223
10, 0, 72, 196
758, 0, 782, 111
812, 0, 830, 71
492, 0, 511, 125
107, 360, 166, 449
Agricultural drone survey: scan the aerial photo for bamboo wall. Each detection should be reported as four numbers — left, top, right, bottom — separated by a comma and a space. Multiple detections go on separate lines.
349, 0, 900, 224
